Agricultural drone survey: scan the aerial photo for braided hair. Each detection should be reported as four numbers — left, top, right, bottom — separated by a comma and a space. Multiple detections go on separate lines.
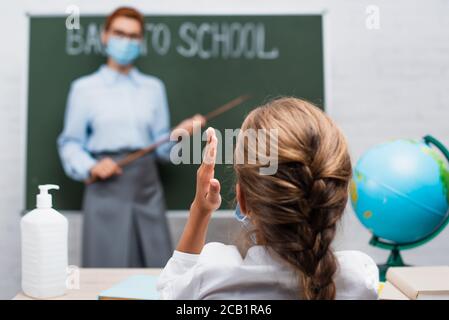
234, 97, 352, 300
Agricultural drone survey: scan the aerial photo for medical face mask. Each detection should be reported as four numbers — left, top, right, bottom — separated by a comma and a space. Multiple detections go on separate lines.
105, 36, 141, 66
234, 203, 248, 223
234, 203, 257, 244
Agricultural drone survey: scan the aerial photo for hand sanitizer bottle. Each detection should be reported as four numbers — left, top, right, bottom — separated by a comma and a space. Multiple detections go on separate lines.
21, 184, 68, 299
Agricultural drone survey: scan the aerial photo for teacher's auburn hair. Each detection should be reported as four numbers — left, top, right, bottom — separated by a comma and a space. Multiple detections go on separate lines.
234, 97, 352, 300
105, 7, 145, 34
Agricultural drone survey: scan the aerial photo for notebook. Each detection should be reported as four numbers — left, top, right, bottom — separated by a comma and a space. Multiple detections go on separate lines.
98, 275, 160, 300
385, 266, 449, 300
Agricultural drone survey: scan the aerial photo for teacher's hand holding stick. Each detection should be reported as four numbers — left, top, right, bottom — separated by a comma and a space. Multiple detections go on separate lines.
86, 94, 251, 184
87, 114, 205, 183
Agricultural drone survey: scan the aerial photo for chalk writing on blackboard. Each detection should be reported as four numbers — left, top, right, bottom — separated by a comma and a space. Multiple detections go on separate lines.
66, 22, 279, 60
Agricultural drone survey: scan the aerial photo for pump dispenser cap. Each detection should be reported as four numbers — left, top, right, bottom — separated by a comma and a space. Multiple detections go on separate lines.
37, 184, 59, 209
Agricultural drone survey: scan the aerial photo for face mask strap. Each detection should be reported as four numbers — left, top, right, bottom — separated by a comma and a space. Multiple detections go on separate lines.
234, 203, 248, 222
235, 203, 257, 244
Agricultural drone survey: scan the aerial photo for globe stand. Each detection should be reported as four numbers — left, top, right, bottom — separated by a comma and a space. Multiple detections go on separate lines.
378, 255, 405, 282
367, 135, 449, 282
370, 238, 407, 281
370, 214, 449, 281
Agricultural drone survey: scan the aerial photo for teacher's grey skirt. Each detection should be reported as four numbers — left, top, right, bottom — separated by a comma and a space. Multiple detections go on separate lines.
82, 151, 173, 268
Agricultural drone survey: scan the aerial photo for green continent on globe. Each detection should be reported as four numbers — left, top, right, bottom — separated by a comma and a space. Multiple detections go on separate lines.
350, 170, 365, 209
355, 170, 364, 182
350, 179, 358, 208
421, 146, 449, 203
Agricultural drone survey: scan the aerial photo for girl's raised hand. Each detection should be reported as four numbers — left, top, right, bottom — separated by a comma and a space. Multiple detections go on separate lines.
191, 127, 222, 217
176, 127, 221, 254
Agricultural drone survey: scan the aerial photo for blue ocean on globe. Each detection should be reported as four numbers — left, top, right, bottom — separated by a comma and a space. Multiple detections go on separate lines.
350, 139, 449, 244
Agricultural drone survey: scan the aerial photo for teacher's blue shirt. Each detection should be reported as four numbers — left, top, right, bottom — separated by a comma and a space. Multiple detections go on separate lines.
58, 65, 173, 181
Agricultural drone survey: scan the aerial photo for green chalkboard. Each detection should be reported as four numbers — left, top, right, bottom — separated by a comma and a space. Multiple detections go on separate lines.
26, 15, 324, 211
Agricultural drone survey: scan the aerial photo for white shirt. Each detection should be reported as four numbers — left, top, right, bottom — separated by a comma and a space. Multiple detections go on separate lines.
157, 242, 379, 300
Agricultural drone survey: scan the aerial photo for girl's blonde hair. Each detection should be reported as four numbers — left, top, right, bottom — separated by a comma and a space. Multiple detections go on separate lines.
234, 97, 352, 300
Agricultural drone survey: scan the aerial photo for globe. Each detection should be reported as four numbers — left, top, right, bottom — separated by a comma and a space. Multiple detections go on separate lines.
350, 137, 449, 244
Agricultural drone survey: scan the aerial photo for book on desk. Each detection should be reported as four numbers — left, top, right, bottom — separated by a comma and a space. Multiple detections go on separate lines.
98, 275, 160, 300
380, 266, 449, 300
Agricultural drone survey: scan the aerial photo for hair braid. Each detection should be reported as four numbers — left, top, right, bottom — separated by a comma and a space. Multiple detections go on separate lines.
235, 97, 352, 300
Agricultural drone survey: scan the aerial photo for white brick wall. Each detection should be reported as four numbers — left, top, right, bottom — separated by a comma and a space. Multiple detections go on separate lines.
1, 0, 449, 299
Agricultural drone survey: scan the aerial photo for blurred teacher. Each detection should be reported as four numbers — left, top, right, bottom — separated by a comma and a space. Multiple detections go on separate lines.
58, 7, 204, 268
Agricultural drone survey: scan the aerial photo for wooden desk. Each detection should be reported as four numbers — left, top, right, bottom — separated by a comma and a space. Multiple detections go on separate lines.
13, 268, 162, 300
